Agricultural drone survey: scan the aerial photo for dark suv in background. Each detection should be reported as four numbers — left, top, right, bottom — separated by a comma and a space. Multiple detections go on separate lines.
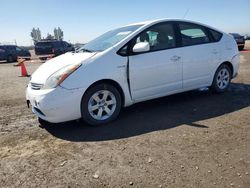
229, 33, 245, 51
35, 40, 75, 57
0, 45, 31, 62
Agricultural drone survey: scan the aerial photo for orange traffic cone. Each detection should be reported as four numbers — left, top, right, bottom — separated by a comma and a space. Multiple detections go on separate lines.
20, 62, 29, 77
47, 54, 54, 60
17, 57, 29, 77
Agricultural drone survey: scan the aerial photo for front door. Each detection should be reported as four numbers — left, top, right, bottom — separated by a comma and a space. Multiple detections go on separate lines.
128, 22, 183, 101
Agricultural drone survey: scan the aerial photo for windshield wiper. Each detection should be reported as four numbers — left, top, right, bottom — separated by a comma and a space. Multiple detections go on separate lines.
78, 48, 93, 53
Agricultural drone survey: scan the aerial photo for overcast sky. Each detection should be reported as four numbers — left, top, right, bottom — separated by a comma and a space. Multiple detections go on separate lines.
0, 0, 249, 46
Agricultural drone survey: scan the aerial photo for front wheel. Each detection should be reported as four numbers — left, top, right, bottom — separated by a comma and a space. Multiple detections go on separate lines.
211, 64, 232, 93
81, 84, 122, 126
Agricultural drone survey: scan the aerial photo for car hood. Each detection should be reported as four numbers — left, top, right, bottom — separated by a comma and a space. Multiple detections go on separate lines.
31, 52, 96, 84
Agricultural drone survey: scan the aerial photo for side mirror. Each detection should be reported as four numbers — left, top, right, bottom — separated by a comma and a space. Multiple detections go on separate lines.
133, 42, 150, 53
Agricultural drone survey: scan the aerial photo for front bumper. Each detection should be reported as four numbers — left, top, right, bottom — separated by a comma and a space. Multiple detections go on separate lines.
26, 85, 86, 123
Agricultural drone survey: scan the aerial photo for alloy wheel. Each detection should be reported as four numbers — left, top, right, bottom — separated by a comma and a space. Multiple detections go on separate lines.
216, 68, 230, 90
87, 90, 117, 121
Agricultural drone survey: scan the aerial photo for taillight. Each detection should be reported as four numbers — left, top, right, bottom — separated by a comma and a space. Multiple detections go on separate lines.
52, 48, 55, 53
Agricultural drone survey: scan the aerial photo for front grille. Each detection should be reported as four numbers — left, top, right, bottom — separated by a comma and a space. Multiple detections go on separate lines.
30, 82, 43, 90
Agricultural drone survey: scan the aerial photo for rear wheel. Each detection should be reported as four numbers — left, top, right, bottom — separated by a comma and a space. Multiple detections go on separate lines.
81, 84, 122, 126
211, 64, 232, 93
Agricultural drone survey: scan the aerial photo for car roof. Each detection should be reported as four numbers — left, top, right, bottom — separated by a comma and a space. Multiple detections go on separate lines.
37, 40, 63, 43
126, 18, 224, 33
0, 45, 16, 47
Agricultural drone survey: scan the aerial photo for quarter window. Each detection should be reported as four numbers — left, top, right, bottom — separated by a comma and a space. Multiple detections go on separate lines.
179, 23, 210, 46
134, 23, 176, 52
16, 47, 22, 51
209, 29, 223, 42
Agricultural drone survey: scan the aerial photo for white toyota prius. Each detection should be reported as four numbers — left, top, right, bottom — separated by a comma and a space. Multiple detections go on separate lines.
26, 19, 240, 125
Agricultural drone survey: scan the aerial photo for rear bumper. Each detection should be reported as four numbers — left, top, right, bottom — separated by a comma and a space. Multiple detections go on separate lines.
231, 54, 240, 78
26, 85, 86, 123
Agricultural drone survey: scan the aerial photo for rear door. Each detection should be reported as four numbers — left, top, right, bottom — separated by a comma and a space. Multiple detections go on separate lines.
177, 22, 220, 89
128, 22, 183, 101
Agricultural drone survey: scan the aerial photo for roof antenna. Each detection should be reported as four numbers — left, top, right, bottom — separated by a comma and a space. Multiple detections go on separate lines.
182, 8, 190, 19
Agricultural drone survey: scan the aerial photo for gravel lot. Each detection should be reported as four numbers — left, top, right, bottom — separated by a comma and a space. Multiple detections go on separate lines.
0, 42, 250, 188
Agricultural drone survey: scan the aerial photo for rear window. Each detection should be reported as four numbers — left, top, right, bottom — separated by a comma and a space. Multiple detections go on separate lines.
36, 42, 53, 47
37, 41, 65, 48
54, 41, 63, 47
6, 46, 15, 50
209, 29, 223, 42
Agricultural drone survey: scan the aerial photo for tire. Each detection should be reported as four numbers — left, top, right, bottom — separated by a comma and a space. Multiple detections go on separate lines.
7, 55, 14, 63
238, 46, 244, 51
211, 64, 232, 93
81, 84, 122, 126
38, 117, 50, 127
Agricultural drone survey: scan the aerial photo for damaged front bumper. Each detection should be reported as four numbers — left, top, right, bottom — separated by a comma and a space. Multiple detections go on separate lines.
26, 85, 86, 123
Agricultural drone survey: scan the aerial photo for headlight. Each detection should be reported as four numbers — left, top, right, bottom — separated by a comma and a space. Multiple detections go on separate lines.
42, 64, 82, 89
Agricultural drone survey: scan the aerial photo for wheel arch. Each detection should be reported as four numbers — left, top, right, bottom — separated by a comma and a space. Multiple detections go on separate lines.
220, 61, 234, 75
214, 61, 234, 77
83, 79, 125, 107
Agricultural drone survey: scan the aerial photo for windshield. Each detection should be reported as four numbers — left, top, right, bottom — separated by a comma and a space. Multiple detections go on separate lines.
79, 24, 143, 52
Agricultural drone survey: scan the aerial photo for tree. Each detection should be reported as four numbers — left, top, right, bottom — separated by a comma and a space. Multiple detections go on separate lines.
30, 28, 41, 44
54, 27, 64, 41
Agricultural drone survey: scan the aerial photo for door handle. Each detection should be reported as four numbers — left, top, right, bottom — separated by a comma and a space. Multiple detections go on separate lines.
170, 55, 181, 62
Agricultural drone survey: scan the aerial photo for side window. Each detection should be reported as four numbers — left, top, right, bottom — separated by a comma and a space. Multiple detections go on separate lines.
16, 47, 22, 52
134, 23, 176, 52
209, 29, 223, 42
179, 23, 210, 46
118, 45, 128, 56
0, 47, 5, 53
6, 46, 13, 51
52, 42, 60, 48
64, 42, 71, 47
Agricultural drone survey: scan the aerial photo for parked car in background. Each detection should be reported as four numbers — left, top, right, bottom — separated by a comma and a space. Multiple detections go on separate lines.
229, 33, 245, 50
27, 19, 240, 126
0, 45, 31, 62
74, 43, 85, 51
35, 40, 75, 58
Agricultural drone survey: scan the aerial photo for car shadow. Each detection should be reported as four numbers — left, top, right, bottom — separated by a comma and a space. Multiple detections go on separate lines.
43, 83, 250, 142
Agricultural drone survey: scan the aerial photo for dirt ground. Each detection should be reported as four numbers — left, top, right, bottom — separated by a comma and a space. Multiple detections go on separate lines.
0, 42, 250, 188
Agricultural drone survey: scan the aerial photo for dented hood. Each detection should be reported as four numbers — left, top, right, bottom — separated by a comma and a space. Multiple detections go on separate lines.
31, 52, 96, 84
